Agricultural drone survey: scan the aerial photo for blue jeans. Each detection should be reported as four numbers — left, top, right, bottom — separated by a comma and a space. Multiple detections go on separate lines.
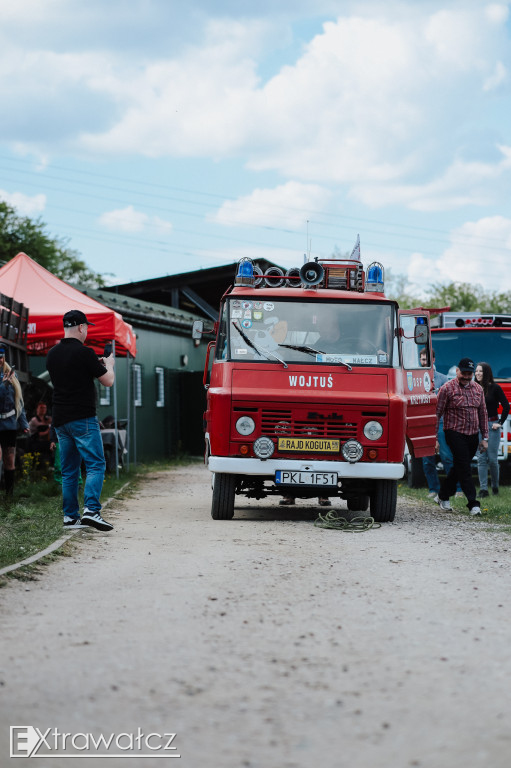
56, 417, 106, 520
422, 418, 458, 493
477, 426, 501, 491
422, 454, 440, 493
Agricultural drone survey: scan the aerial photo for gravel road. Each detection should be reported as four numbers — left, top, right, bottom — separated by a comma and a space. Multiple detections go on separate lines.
1, 464, 510, 768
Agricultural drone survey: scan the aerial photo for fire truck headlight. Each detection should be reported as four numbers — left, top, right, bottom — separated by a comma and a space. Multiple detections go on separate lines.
363, 421, 383, 441
236, 416, 255, 436
342, 440, 363, 463
253, 436, 275, 459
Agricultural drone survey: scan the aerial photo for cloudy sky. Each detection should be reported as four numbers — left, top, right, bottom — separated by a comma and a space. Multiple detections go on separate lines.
1, 0, 510, 293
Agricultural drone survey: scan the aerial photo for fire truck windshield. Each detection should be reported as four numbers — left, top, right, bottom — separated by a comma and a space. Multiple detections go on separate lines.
223, 299, 395, 366
433, 330, 511, 380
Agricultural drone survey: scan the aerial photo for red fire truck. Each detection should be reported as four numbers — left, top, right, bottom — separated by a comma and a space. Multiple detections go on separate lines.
431, 311, 511, 479
194, 243, 437, 522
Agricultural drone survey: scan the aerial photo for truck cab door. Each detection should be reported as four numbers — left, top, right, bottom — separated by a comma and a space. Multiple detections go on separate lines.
398, 310, 437, 458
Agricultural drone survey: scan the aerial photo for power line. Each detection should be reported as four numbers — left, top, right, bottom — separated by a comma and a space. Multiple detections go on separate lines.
2, 173, 511, 265
0, 153, 510, 251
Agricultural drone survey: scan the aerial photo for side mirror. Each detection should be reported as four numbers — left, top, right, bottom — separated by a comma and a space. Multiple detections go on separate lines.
414, 324, 429, 345
192, 320, 204, 340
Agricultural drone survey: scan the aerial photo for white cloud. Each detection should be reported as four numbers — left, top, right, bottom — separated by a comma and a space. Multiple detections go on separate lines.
0, 189, 46, 215
350, 145, 511, 211
98, 205, 172, 234
68, 3, 509, 193
407, 215, 511, 292
210, 182, 333, 229
0, 2, 510, 217
424, 9, 482, 70
79, 19, 268, 157
485, 4, 509, 25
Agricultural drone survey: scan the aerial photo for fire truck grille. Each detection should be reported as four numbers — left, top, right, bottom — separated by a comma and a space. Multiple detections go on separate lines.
261, 410, 357, 439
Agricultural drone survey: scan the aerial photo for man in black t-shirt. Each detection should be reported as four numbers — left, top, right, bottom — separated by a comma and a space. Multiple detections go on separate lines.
46, 310, 115, 530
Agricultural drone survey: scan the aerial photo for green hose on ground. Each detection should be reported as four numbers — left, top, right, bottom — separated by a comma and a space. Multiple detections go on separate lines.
314, 508, 381, 531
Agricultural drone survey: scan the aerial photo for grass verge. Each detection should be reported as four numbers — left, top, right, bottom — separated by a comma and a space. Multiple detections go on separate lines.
398, 481, 511, 528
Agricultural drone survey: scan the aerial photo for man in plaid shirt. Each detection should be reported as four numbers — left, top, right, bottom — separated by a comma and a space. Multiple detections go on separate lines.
435, 357, 488, 515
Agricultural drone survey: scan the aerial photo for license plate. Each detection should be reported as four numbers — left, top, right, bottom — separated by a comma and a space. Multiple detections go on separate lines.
275, 471, 338, 486
277, 437, 340, 453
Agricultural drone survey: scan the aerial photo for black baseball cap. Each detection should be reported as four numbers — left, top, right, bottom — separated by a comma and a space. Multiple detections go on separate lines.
63, 310, 95, 327
458, 357, 475, 373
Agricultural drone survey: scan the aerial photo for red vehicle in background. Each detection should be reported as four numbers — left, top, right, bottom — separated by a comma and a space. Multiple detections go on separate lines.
194, 241, 437, 522
431, 311, 511, 480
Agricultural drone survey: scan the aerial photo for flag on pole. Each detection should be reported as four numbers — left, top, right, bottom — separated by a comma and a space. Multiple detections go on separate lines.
350, 234, 361, 261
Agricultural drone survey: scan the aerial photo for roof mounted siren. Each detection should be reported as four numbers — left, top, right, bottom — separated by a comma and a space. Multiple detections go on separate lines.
365, 262, 384, 293
234, 258, 264, 286
299, 258, 325, 287
234, 257, 255, 286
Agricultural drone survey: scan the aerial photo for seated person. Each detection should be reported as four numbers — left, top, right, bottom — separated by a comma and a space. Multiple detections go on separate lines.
312, 313, 342, 351
311, 313, 386, 358
28, 402, 52, 445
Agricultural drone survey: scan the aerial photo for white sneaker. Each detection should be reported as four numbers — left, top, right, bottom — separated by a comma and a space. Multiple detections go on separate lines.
81, 508, 114, 531
63, 516, 83, 528
470, 506, 482, 516
434, 495, 453, 511
427, 491, 437, 498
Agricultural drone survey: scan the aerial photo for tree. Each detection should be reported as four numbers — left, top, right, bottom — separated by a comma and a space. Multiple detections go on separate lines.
384, 270, 511, 313
384, 270, 422, 309
0, 200, 106, 287
425, 281, 511, 313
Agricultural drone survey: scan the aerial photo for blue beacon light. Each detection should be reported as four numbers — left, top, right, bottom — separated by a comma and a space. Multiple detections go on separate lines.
366, 262, 384, 292
235, 258, 255, 286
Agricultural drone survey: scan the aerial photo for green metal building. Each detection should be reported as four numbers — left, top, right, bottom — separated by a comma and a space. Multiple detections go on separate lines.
84, 287, 208, 463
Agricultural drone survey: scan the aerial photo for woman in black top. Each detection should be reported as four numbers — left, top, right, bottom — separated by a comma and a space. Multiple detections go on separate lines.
475, 362, 510, 496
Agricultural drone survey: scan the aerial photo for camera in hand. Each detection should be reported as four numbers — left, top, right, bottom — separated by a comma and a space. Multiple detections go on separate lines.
103, 344, 112, 357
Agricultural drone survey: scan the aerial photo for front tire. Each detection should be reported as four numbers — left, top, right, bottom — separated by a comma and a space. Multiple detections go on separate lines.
211, 473, 235, 520
370, 479, 397, 523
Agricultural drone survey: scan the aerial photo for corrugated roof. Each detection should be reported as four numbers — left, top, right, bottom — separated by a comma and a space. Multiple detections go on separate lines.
77, 284, 206, 331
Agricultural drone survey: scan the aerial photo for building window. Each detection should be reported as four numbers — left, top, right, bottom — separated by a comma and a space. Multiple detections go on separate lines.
99, 384, 111, 406
155, 366, 165, 408
133, 364, 142, 407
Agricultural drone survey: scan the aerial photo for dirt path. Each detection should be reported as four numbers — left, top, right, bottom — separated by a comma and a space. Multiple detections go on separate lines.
1, 465, 510, 767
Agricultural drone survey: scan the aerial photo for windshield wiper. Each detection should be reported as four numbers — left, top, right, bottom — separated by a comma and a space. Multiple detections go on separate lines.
232, 321, 288, 368
278, 343, 352, 371
278, 343, 322, 357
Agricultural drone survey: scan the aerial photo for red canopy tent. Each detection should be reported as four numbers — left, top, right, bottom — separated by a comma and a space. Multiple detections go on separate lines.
0, 252, 137, 357
0, 252, 137, 475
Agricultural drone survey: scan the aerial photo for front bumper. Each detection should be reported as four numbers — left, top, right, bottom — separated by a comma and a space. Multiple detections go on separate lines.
208, 456, 404, 480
